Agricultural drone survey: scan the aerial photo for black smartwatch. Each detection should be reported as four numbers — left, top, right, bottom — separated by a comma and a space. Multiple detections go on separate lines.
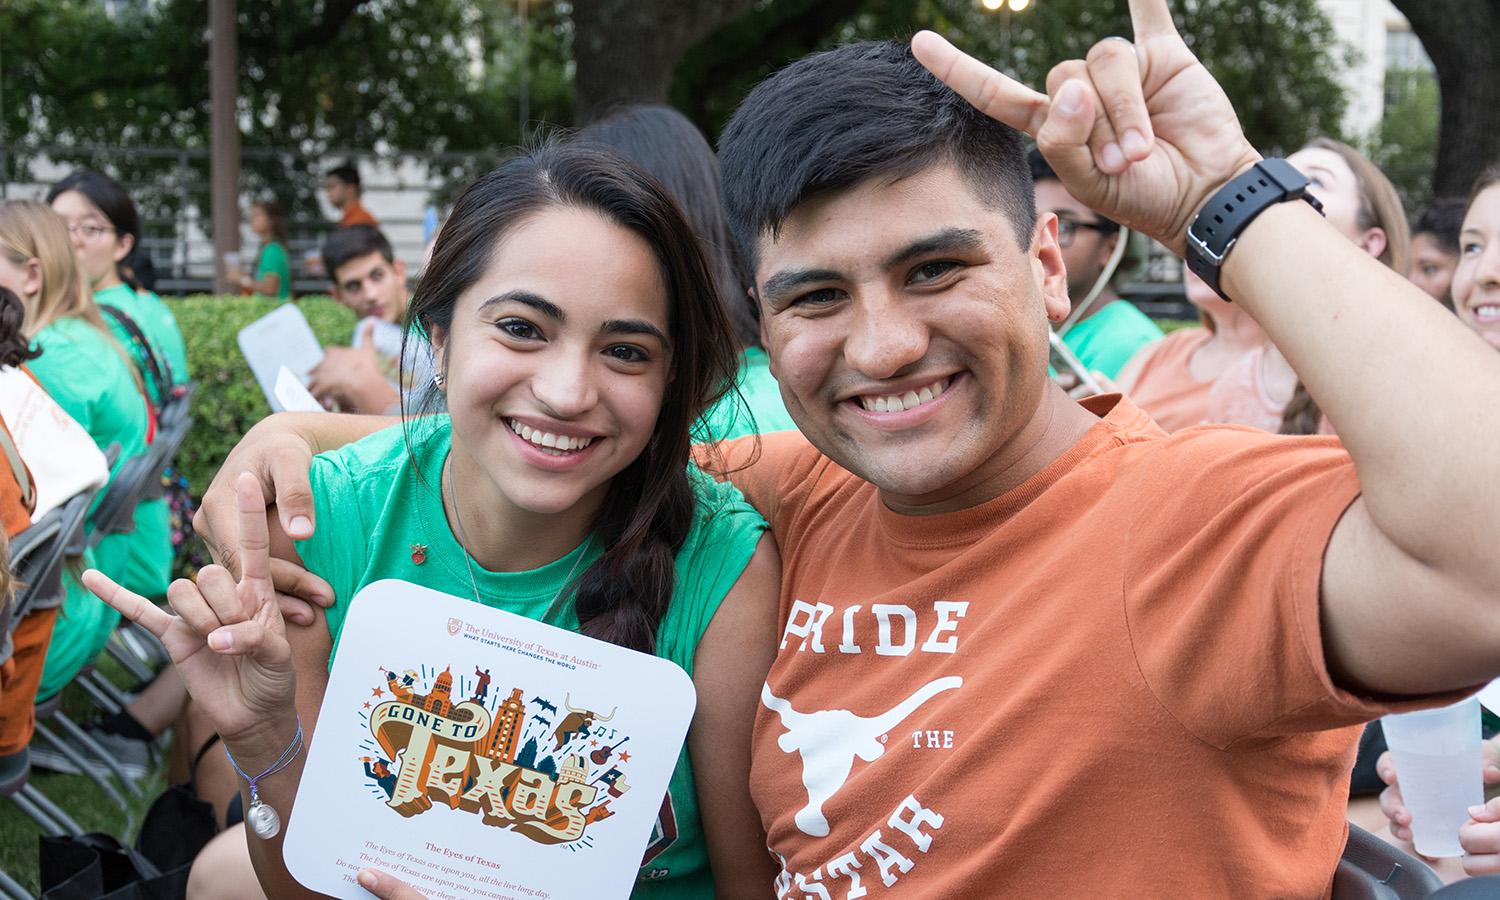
1185, 158, 1324, 301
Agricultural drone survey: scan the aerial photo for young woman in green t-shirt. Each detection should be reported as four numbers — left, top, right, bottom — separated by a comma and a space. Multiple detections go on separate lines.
0, 199, 155, 699
85, 144, 781, 900
242, 200, 292, 301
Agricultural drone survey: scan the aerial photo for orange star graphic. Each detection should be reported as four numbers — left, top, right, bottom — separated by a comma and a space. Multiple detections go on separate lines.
372, 687, 384, 698
363, 701, 372, 709
617, 751, 631, 763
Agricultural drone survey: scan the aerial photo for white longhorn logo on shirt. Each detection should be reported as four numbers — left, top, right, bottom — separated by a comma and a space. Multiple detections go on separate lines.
761, 676, 962, 837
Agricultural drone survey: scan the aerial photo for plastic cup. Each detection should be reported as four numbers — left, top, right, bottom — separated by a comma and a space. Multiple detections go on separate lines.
1381, 696, 1484, 857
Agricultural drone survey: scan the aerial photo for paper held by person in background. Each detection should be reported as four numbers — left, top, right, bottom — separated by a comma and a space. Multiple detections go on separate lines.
237, 304, 323, 413
274, 366, 326, 414
283, 580, 698, 900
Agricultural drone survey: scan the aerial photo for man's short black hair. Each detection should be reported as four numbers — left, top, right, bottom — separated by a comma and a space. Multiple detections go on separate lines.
322, 225, 394, 281
327, 164, 361, 190
1412, 196, 1467, 256
1027, 147, 1119, 236
718, 39, 1036, 274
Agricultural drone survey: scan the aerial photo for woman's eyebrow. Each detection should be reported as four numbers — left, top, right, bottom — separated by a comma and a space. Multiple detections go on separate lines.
601, 319, 669, 345
479, 291, 565, 320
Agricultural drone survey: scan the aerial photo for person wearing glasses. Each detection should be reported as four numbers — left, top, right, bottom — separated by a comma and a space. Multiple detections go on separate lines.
1030, 148, 1162, 382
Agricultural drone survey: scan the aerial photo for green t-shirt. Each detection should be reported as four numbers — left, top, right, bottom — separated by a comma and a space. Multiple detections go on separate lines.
255, 240, 292, 301
1061, 298, 1165, 380
95, 283, 191, 404
26, 317, 159, 697
295, 416, 768, 899
699, 346, 799, 441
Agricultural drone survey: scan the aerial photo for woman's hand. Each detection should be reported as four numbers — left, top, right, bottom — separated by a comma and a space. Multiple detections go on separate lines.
357, 869, 432, 900
910, 0, 1261, 255
1379, 738, 1500, 875
84, 472, 296, 747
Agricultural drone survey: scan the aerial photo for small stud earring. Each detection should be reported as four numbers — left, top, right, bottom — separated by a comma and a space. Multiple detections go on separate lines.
433, 370, 445, 388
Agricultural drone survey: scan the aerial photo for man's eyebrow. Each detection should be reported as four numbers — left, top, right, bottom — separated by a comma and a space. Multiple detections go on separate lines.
884, 228, 986, 269
478, 291, 564, 321
601, 319, 669, 345
759, 268, 843, 305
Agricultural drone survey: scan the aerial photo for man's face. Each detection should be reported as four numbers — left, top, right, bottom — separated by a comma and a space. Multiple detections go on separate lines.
324, 176, 349, 209
1033, 178, 1115, 308
754, 164, 1070, 510
1409, 232, 1458, 302
330, 252, 408, 323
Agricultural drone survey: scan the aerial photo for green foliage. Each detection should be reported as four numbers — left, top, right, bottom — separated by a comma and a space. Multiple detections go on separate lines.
1365, 66, 1440, 211
171, 295, 357, 500
677, 0, 1349, 152
0, 0, 574, 219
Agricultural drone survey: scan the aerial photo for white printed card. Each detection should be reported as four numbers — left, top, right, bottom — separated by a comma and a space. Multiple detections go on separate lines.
283, 580, 698, 900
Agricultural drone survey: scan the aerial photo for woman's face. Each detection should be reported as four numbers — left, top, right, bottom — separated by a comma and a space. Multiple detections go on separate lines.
50, 189, 129, 290
1182, 262, 1232, 320
434, 205, 673, 521
249, 205, 269, 237
1288, 147, 1385, 260
1451, 184, 1500, 347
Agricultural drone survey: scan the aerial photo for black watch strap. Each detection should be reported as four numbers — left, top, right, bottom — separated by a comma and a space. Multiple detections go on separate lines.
1185, 158, 1324, 301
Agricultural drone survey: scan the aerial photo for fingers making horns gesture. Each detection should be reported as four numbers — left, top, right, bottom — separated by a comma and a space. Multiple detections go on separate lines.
911, 0, 1262, 256
83, 472, 297, 747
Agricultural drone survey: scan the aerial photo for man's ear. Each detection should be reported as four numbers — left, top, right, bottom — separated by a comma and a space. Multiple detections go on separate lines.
1033, 214, 1071, 322
1096, 230, 1120, 269
392, 259, 408, 283
328, 285, 349, 309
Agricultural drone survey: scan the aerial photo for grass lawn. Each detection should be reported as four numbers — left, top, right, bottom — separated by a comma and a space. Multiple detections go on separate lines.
0, 658, 171, 896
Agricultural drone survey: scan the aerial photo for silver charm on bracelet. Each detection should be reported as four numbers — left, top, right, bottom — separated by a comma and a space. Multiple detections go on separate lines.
224, 717, 305, 840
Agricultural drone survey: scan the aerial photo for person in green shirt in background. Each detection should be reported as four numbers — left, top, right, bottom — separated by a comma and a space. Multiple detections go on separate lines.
578, 105, 798, 439
241, 200, 292, 301
1029, 148, 1163, 383
46, 170, 180, 602
47, 170, 191, 403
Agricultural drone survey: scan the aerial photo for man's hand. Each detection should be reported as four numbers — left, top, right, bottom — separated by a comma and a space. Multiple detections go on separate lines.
911, 0, 1261, 255
307, 333, 398, 415
194, 413, 332, 624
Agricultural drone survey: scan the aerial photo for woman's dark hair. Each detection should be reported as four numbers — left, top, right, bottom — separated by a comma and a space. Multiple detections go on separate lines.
405, 142, 739, 654
254, 200, 289, 245
0, 288, 41, 369
578, 105, 759, 350
45, 170, 148, 292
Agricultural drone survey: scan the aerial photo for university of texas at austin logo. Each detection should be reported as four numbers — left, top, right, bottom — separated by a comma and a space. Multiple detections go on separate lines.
761, 676, 962, 837
355, 663, 637, 848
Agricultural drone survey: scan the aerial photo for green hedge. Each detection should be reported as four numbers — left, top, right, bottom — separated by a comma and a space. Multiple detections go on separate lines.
169, 294, 357, 500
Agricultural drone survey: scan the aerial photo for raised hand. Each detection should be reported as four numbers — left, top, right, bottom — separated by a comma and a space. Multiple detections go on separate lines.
911, 0, 1261, 255
84, 472, 296, 746
194, 413, 334, 625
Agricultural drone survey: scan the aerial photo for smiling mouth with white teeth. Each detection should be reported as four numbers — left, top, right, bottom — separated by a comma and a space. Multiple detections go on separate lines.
858, 377, 951, 413
508, 419, 597, 455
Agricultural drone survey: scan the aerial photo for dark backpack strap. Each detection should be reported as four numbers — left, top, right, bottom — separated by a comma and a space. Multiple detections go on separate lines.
97, 304, 173, 405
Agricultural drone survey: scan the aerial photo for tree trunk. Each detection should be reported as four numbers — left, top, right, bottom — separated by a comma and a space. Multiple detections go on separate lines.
1390, 0, 1500, 197
571, 0, 758, 125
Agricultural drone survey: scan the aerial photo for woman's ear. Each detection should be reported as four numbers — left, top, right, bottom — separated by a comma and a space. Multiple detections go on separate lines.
112, 231, 134, 265
1358, 227, 1389, 263
20, 258, 42, 300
